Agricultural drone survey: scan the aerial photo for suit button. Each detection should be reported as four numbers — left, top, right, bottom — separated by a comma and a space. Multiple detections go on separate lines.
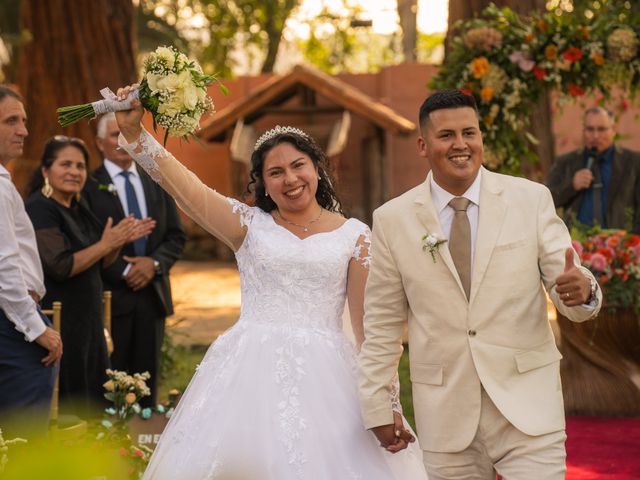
468, 330, 477, 337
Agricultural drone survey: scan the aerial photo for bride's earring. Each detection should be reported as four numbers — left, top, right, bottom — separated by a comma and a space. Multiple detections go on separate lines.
41, 177, 53, 198
265, 191, 269, 197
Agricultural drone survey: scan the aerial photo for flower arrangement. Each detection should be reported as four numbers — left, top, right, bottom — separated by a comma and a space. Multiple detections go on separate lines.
57, 46, 228, 143
97, 369, 153, 478
431, 4, 640, 174
571, 229, 640, 314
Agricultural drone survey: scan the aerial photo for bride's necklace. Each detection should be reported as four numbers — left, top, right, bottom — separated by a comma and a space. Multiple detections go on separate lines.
275, 207, 323, 232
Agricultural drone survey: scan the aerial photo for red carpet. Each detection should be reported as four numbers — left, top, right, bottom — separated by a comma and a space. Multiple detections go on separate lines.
566, 416, 640, 479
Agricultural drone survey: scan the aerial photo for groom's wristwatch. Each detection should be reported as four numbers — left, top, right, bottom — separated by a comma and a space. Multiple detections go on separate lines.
153, 260, 162, 275
585, 277, 598, 305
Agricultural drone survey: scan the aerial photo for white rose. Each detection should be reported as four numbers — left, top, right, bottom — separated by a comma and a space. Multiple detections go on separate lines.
155, 47, 175, 69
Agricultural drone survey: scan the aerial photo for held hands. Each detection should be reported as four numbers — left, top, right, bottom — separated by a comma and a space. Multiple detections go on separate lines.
572, 168, 594, 191
123, 255, 156, 291
115, 84, 144, 143
35, 327, 63, 366
371, 411, 415, 454
556, 248, 591, 306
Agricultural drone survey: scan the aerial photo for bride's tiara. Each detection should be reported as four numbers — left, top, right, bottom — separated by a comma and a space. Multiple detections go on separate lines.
254, 125, 309, 151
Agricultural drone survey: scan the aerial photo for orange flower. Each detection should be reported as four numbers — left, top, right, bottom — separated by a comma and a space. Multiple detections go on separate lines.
579, 26, 590, 39
480, 86, 494, 102
524, 32, 535, 44
537, 19, 548, 32
470, 57, 490, 79
591, 52, 605, 65
545, 44, 558, 60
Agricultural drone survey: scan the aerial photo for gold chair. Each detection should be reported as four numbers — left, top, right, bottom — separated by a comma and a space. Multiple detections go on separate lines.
40, 301, 62, 423
103, 291, 113, 354
42, 301, 88, 440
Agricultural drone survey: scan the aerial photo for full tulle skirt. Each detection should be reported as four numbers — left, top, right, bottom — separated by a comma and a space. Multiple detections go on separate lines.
143, 320, 427, 479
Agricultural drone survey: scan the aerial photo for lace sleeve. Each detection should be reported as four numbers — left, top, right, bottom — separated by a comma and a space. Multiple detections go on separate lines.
118, 130, 249, 250
227, 198, 255, 229
351, 226, 372, 268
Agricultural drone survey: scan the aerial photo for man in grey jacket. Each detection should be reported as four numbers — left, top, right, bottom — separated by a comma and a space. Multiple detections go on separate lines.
545, 107, 640, 232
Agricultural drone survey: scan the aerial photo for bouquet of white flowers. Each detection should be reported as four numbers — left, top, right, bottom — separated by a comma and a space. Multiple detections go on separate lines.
57, 46, 227, 142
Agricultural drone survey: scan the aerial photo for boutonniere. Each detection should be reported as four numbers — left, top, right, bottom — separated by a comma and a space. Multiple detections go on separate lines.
98, 183, 117, 195
421, 233, 447, 263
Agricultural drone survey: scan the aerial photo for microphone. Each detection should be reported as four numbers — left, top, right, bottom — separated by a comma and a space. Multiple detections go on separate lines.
585, 147, 598, 171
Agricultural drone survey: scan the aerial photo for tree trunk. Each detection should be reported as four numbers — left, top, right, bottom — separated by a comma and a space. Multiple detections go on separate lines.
446, 0, 554, 178
397, 0, 418, 63
14, 0, 137, 196
260, 0, 298, 74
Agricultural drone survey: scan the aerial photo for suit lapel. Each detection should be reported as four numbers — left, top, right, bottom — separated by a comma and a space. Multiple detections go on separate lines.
470, 169, 507, 304
414, 174, 466, 297
92, 165, 126, 219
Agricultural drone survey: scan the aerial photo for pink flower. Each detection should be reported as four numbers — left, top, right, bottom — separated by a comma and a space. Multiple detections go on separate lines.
589, 253, 607, 272
571, 240, 583, 257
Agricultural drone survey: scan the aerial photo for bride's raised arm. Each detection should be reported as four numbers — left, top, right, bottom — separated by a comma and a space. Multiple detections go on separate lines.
114, 86, 248, 251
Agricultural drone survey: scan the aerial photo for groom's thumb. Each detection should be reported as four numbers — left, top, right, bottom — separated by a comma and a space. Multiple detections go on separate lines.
564, 248, 575, 272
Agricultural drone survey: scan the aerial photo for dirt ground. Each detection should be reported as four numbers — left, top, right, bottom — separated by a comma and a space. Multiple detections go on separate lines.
167, 261, 241, 346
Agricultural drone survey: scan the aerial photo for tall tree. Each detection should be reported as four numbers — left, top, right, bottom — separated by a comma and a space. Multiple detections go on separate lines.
397, 0, 418, 62
446, 0, 554, 179
14, 0, 137, 195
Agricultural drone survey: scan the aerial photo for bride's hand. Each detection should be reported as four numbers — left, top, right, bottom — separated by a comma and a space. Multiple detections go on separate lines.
115, 84, 144, 143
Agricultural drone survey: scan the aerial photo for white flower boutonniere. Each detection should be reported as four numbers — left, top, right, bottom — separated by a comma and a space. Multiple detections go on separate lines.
422, 233, 447, 263
98, 183, 117, 195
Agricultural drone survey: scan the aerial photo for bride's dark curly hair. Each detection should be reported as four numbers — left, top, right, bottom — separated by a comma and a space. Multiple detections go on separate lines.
246, 130, 344, 214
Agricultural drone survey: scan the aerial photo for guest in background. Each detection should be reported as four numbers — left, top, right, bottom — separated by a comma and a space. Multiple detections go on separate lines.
84, 113, 185, 407
26, 135, 154, 418
545, 107, 640, 232
0, 86, 61, 435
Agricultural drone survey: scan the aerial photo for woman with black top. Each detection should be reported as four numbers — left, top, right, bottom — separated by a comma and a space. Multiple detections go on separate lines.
26, 136, 154, 418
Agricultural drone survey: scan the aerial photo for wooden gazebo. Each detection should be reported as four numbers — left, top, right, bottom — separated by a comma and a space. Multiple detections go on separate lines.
197, 63, 416, 220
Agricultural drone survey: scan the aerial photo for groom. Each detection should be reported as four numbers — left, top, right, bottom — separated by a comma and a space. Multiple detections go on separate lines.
358, 90, 602, 479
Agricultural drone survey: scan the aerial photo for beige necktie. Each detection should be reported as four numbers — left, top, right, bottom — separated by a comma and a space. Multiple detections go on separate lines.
448, 197, 471, 300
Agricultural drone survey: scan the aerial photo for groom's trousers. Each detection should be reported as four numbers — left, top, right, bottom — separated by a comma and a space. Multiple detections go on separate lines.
422, 388, 566, 480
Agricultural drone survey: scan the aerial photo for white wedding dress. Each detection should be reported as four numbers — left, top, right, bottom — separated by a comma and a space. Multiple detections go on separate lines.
121, 131, 428, 480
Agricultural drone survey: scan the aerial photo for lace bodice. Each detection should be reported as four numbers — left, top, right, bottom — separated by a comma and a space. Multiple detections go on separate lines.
229, 200, 369, 332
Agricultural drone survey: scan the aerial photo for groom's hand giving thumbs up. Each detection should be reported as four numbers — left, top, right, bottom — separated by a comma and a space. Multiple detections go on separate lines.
555, 248, 591, 306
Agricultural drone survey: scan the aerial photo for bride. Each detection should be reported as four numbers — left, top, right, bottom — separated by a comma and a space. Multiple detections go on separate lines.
113, 85, 428, 479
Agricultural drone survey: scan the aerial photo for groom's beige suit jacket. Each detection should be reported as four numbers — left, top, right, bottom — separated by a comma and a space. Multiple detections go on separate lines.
358, 167, 601, 453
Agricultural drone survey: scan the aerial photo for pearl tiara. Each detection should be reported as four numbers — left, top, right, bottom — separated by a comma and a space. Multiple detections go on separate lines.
254, 125, 309, 151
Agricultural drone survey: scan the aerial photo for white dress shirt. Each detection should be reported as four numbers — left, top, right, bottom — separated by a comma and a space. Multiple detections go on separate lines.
430, 170, 482, 273
0, 164, 46, 341
103, 159, 148, 218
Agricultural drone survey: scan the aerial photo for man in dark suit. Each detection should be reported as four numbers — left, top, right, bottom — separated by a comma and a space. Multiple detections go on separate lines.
545, 107, 640, 232
84, 113, 185, 407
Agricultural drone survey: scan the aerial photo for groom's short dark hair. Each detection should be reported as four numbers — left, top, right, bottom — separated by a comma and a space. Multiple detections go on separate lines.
419, 89, 478, 131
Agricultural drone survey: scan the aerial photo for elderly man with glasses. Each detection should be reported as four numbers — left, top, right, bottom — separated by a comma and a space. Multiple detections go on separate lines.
545, 106, 640, 233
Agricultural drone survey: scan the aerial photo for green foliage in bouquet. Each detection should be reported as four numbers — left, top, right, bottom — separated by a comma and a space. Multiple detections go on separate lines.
430, 3, 640, 175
